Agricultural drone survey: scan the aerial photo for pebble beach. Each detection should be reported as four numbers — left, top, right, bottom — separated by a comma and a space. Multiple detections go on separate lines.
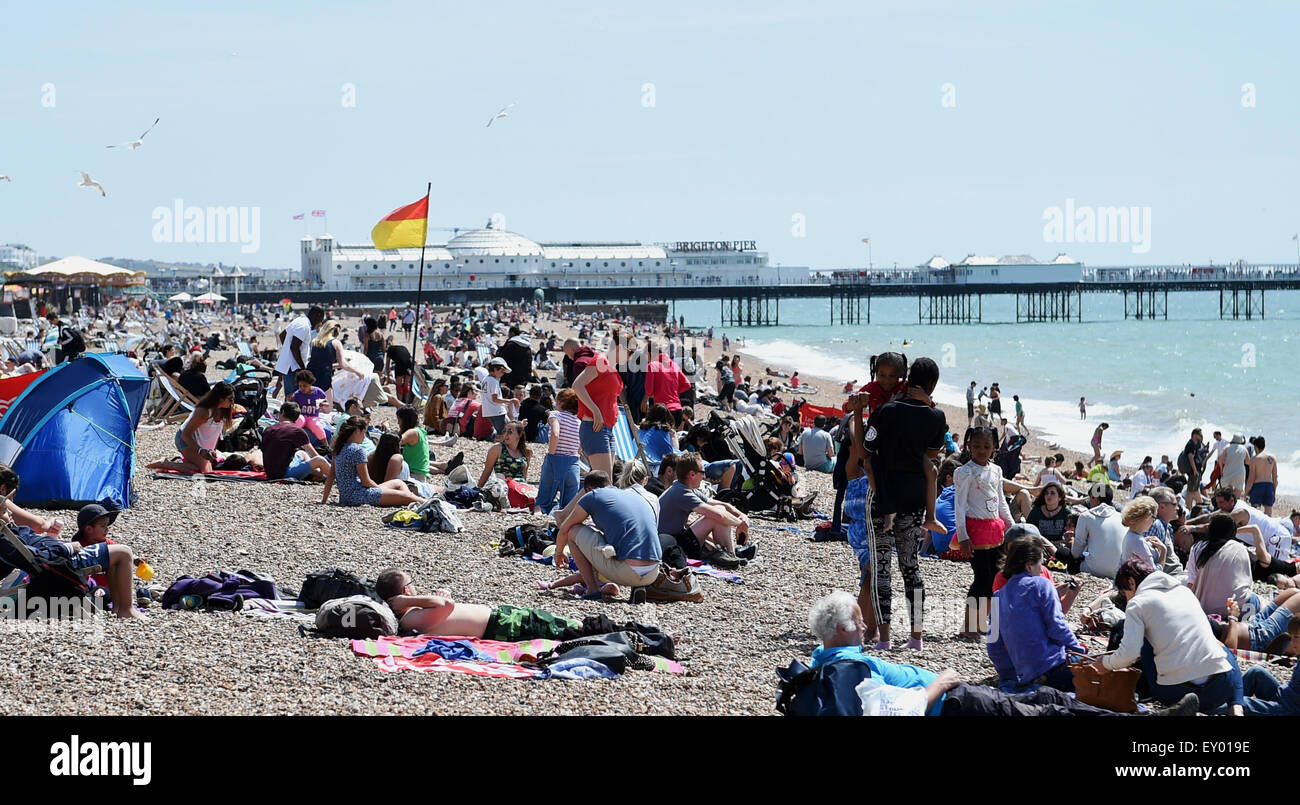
0, 311, 1291, 716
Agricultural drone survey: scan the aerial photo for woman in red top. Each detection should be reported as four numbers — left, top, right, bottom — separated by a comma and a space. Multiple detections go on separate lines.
564, 338, 623, 477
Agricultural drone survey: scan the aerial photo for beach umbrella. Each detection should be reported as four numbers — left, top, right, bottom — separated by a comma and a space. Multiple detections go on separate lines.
195, 292, 226, 304
168, 292, 193, 302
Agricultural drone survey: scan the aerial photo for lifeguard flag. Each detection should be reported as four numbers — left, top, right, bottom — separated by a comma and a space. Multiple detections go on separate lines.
371, 194, 429, 249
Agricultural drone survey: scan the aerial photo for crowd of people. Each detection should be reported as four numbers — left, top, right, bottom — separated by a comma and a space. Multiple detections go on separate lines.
5, 291, 1298, 719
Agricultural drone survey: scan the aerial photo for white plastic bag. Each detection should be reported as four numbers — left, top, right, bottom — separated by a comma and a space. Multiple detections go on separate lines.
855, 677, 928, 716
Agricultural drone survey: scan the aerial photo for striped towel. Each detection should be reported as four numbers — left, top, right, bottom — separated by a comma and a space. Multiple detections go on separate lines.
353, 635, 556, 679
352, 635, 686, 675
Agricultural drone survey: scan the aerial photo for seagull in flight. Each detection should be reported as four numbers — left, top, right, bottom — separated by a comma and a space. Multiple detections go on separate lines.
77, 171, 106, 197
107, 117, 160, 150
486, 103, 515, 127
0, 175, 10, 182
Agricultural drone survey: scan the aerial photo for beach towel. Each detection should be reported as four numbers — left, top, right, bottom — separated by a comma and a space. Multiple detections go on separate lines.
151, 469, 268, 481
352, 635, 685, 676
686, 558, 744, 584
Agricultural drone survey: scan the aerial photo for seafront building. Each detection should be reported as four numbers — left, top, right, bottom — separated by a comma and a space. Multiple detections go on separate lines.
299, 220, 802, 291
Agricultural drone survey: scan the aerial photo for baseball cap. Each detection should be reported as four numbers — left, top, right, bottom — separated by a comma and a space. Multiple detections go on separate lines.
74, 502, 120, 540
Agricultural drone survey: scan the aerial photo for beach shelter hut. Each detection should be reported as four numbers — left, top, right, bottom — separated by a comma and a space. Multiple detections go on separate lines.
0, 354, 149, 508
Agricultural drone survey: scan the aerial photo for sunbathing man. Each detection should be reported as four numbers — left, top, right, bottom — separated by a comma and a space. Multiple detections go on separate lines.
377, 568, 585, 642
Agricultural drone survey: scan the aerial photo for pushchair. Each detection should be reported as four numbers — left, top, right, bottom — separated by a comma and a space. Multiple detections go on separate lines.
996, 436, 1027, 479
218, 370, 272, 451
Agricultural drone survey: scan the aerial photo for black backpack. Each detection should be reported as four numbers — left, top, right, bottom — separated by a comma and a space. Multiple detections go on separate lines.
298, 568, 382, 609
775, 659, 873, 716
500, 523, 555, 557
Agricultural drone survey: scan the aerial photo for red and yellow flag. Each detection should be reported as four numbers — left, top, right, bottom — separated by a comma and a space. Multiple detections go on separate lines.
371, 193, 429, 250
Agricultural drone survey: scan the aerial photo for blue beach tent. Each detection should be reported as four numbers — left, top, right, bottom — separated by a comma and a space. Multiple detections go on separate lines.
0, 354, 149, 509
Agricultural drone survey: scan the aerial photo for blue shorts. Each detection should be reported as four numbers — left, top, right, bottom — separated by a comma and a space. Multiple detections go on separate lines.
1249, 482, 1276, 508
175, 430, 191, 453
1249, 599, 1293, 651
704, 459, 740, 482
579, 419, 617, 456
284, 455, 314, 480
71, 542, 110, 572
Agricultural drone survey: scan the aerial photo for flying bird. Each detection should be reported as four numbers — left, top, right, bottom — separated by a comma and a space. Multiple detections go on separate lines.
107, 117, 160, 150
77, 171, 106, 197
0, 175, 10, 182
486, 103, 515, 127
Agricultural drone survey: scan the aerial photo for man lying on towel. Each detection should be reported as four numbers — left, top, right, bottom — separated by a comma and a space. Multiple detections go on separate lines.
377, 568, 595, 643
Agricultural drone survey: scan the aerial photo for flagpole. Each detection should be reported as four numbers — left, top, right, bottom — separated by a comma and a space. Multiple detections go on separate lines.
410, 182, 432, 355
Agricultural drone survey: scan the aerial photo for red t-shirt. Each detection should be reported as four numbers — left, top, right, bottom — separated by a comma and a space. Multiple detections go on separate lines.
643, 354, 690, 412
859, 380, 907, 413
572, 347, 623, 425
992, 566, 1054, 593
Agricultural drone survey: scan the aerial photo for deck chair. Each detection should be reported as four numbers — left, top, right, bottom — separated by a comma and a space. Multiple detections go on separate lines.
613, 404, 647, 466
148, 371, 202, 424
237, 340, 255, 359
410, 365, 432, 407
0, 522, 100, 603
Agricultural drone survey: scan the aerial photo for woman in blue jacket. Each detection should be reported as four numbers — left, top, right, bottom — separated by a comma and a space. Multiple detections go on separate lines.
987, 535, 1086, 691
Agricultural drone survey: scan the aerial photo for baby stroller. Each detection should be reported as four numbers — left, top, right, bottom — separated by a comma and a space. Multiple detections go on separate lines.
996, 435, 1027, 479
219, 371, 271, 452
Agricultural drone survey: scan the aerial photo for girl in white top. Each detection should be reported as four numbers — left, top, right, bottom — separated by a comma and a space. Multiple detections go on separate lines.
147, 381, 235, 475
953, 428, 1014, 637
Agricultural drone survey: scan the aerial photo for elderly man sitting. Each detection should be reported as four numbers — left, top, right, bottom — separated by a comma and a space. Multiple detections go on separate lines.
794, 590, 1197, 716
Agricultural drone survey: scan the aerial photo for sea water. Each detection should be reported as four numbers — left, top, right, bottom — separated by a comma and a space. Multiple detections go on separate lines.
671, 290, 1300, 495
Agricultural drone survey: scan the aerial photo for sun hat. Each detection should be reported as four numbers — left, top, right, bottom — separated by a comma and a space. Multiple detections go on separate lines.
488, 357, 508, 369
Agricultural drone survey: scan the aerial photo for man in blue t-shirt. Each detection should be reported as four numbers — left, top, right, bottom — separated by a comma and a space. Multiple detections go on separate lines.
556, 485, 662, 597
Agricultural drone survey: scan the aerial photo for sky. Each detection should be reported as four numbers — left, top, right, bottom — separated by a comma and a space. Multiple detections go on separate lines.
2, 0, 1298, 272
